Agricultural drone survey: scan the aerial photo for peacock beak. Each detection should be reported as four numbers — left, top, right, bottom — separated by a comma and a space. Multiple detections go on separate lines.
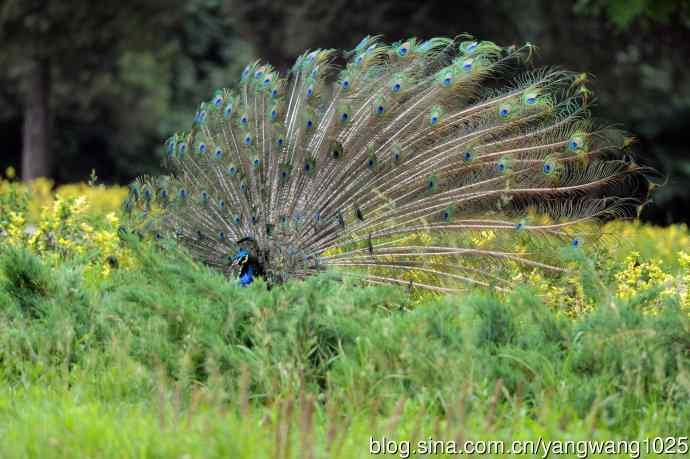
232, 255, 248, 267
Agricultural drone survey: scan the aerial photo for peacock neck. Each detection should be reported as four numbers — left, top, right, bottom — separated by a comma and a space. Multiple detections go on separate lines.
240, 263, 254, 286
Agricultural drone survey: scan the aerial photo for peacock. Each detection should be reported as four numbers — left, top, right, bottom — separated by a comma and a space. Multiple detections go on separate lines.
124, 35, 650, 292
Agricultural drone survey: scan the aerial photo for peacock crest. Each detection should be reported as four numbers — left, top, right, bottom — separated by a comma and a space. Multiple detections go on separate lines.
124, 35, 649, 292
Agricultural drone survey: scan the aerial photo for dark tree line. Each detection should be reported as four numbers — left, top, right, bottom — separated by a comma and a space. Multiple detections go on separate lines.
1, 0, 689, 224
0, 0, 183, 180
0, 0, 252, 183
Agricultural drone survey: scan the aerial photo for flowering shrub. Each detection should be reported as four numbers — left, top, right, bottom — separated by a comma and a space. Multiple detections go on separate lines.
615, 252, 673, 302
1, 172, 134, 285
513, 268, 596, 317
1, 170, 128, 223
520, 222, 690, 317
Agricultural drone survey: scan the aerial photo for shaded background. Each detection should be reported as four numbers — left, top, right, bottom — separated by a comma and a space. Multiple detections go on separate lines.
1, 0, 689, 224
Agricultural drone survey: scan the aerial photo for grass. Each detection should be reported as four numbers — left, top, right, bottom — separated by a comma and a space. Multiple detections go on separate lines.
0, 233, 688, 458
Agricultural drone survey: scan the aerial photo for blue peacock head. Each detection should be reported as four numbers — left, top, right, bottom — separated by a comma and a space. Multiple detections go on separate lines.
231, 249, 249, 267
231, 237, 265, 286
231, 248, 254, 286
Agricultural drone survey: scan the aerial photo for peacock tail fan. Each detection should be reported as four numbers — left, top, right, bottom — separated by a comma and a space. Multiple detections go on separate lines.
124, 35, 652, 292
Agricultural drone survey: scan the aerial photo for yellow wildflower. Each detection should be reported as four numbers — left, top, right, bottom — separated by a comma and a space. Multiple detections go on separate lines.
5, 211, 26, 245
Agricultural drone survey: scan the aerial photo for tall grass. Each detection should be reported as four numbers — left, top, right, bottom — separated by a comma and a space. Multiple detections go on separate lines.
0, 237, 688, 457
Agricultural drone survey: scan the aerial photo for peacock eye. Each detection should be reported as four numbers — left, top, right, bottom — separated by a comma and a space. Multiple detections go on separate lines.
135, 38, 634, 292
461, 41, 478, 54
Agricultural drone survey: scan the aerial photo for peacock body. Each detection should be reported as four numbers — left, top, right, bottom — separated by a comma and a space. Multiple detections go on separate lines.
125, 35, 648, 292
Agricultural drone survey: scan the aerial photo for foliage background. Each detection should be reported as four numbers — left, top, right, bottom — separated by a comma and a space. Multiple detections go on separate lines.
0, 0, 689, 224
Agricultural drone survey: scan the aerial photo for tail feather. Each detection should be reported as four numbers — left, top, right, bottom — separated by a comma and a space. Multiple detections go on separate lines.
125, 34, 648, 290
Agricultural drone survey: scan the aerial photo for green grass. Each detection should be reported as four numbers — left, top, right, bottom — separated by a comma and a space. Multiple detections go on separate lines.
0, 240, 688, 458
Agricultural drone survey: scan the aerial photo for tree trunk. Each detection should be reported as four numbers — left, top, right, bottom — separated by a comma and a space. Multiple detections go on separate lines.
21, 58, 52, 181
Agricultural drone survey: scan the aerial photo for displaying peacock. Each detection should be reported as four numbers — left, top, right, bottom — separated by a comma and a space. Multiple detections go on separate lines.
124, 35, 650, 292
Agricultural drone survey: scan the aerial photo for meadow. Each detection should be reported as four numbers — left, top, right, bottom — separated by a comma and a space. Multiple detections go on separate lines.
0, 174, 688, 458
